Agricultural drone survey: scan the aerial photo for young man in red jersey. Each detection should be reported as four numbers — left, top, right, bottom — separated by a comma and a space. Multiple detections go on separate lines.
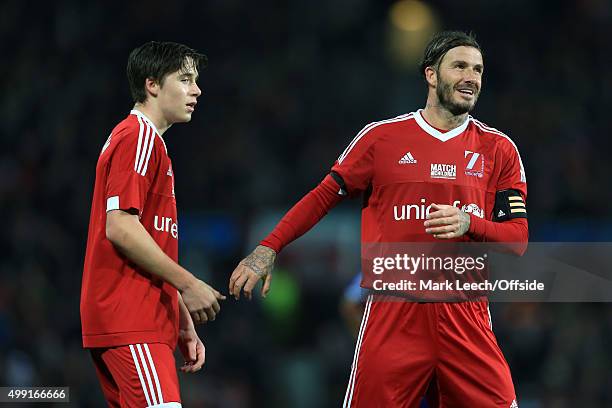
229, 31, 527, 407
81, 41, 225, 407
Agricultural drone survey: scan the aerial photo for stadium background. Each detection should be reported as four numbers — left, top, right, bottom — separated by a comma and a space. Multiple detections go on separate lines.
1, 0, 611, 406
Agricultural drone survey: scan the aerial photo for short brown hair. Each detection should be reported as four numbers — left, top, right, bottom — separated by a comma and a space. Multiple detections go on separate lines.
420, 31, 481, 77
127, 41, 207, 103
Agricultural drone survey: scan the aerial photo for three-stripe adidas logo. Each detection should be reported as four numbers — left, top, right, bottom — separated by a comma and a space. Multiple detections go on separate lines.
398, 152, 417, 164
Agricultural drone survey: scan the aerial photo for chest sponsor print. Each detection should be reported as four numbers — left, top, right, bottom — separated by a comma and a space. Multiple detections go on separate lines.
430, 163, 456, 180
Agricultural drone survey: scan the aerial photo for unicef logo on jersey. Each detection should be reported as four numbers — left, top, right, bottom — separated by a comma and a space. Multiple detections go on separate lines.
461, 203, 484, 218
154, 215, 178, 239
393, 199, 484, 220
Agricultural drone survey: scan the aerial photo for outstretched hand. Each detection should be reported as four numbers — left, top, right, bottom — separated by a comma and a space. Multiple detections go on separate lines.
229, 245, 276, 300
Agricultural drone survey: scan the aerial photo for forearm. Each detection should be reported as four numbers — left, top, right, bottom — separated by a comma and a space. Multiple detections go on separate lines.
230, 175, 347, 300
178, 295, 194, 330
261, 174, 344, 252
106, 211, 195, 291
467, 216, 528, 255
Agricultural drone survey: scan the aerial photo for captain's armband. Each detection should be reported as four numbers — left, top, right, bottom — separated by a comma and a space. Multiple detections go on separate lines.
493, 189, 527, 222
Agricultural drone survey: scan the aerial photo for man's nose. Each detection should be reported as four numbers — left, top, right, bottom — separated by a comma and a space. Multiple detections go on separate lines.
464, 68, 480, 83
192, 83, 202, 97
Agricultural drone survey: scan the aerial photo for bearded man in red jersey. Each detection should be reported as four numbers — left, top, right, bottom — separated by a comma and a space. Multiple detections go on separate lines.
230, 31, 528, 407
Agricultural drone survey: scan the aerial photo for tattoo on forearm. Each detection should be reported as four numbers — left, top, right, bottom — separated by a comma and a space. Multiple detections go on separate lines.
241, 246, 276, 278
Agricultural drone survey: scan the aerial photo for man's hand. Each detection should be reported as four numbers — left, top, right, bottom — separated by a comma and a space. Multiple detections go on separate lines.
229, 245, 276, 300
178, 326, 205, 373
424, 204, 471, 239
180, 279, 226, 324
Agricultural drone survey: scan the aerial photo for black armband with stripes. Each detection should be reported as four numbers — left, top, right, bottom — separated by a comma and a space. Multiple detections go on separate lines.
493, 189, 527, 222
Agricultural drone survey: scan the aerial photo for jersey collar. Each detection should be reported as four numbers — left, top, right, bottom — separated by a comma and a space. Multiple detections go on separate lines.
130, 109, 160, 136
414, 109, 471, 142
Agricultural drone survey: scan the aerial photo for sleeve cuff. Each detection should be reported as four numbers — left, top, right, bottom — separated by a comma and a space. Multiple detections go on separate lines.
467, 213, 487, 241
106, 196, 120, 212
260, 236, 283, 254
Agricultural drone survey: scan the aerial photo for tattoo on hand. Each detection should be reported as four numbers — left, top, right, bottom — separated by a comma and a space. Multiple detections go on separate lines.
241, 245, 276, 278
458, 211, 470, 235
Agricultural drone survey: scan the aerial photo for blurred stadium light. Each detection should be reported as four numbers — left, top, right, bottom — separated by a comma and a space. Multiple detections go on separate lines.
386, 0, 440, 69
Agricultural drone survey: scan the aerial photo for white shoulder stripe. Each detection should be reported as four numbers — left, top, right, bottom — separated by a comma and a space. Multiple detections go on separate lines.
136, 123, 151, 174
472, 119, 526, 183
338, 113, 414, 164
140, 128, 156, 176
135, 116, 145, 172
471, 118, 502, 133
339, 113, 414, 163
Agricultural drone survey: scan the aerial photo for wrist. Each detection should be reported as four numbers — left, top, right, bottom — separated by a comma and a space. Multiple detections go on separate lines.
467, 213, 486, 239
178, 296, 194, 329
179, 319, 195, 331
259, 236, 282, 254
176, 272, 198, 294
255, 244, 277, 257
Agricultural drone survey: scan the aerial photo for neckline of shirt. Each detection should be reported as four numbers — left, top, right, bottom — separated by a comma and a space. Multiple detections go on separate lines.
414, 109, 471, 142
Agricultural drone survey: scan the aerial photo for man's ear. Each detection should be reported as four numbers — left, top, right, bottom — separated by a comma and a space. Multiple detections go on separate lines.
424, 66, 437, 88
144, 78, 159, 98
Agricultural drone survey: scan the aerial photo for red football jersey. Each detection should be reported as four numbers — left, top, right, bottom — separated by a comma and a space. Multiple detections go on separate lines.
81, 109, 179, 349
331, 109, 527, 244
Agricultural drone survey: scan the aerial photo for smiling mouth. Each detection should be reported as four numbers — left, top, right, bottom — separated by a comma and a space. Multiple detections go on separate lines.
456, 88, 475, 96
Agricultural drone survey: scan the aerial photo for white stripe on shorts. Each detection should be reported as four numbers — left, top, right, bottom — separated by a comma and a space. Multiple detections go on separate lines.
144, 343, 164, 404
129, 344, 152, 407
343, 294, 373, 408
136, 344, 158, 405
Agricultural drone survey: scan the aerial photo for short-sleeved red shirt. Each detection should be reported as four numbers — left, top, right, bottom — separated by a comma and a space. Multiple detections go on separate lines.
81, 109, 179, 349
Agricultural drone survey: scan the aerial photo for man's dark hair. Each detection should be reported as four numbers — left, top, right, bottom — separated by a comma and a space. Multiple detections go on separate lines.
420, 31, 481, 77
127, 41, 208, 103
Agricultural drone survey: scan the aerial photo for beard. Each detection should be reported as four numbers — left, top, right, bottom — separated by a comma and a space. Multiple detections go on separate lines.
436, 72, 479, 116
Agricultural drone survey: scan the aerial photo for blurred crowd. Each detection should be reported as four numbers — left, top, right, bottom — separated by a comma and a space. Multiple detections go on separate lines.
1, 0, 611, 406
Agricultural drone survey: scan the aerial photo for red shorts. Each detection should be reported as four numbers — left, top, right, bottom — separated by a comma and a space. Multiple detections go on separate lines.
343, 295, 518, 408
90, 343, 181, 408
